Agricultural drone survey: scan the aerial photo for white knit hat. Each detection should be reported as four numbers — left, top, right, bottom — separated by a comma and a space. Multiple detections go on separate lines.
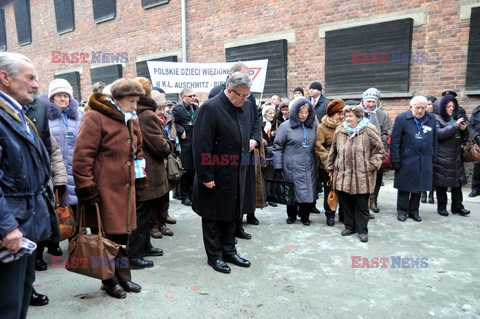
48, 78, 73, 101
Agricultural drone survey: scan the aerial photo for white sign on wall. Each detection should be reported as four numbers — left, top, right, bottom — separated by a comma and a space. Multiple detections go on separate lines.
147, 60, 268, 94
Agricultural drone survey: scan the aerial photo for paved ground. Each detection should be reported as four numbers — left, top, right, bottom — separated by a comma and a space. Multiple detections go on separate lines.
28, 180, 480, 319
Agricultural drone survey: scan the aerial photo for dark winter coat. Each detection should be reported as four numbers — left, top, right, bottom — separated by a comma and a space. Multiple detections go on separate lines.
73, 93, 146, 234
172, 102, 197, 171
468, 104, 480, 146
192, 91, 252, 221
310, 95, 331, 123
273, 98, 318, 203
0, 100, 51, 243
136, 96, 172, 201
39, 94, 83, 206
25, 97, 52, 155
433, 104, 468, 188
390, 110, 437, 192
209, 83, 261, 215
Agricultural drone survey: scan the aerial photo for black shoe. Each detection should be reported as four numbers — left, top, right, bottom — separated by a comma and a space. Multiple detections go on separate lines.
47, 245, 63, 257
358, 233, 368, 242
301, 219, 311, 226
326, 217, 335, 227
246, 214, 259, 225
420, 192, 427, 203
30, 289, 49, 306
224, 254, 251, 267
397, 215, 407, 222
311, 207, 321, 214
286, 217, 296, 224
369, 213, 375, 219
409, 214, 422, 222
101, 283, 127, 299
235, 228, 252, 240
129, 258, 154, 269
370, 199, 379, 213
181, 198, 192, 206
341, 229, 356, 236
120, 280, 141, 293
208, 259, 231, 273
468, 189, 480, 198
35, 258, 47, 271
438, 209, 449, 216
452, 208, 470, 216
268, 202, 278, 207
428, 192, 435, 204
144, 247, 163, 257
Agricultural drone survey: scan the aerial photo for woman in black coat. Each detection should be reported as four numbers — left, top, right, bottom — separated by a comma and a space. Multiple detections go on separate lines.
433, 95, 470, 216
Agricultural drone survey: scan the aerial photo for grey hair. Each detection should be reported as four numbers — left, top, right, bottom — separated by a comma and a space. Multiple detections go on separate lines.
230, 62, 249, 74
343, 104, 364, 118
0, 52, 32, 78
226, 72, 252, 90
180, 87, 193, 97
410, 96, 428, 107
92, 81, 105, 93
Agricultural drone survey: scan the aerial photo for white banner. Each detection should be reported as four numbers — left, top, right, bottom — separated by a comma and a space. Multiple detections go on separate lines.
147, 60, 268, 94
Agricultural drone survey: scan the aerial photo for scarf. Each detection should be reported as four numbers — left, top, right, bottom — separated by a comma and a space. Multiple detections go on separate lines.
343, 117, 370, 139
263, 118, 272, 138
362, 103, 378, 119
108, 97, 137, 125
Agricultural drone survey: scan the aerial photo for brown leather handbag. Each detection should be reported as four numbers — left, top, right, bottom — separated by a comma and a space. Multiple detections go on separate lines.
55, 189, 76, 241
462, 141, 480, 162
66, 203, 123, 280
326, 176, 338, 211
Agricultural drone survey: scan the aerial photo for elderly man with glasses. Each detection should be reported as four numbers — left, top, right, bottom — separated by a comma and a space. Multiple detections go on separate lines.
172, 87, 198, 206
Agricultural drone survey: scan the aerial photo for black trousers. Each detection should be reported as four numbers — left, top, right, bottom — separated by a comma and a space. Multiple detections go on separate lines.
0, 251, 36, 319
201, 218, 237, 262
286, 202, 314, 220
102, 234, 131, 286
472, 163, 480, 191
436, 186, 464, 211
129, 199, 157, 258
397, 190, 421, 217
151, 193, 169, 229
338, 191, 370, 234
180, 169, 195, 199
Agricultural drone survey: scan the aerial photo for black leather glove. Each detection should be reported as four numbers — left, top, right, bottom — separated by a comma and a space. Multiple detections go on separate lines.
392, 162, 401, 171
53, 185, 66, 198
475, 136, 480, 148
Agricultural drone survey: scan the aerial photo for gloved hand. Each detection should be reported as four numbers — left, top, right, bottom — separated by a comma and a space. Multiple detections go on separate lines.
53, 185, 66, 198
392, 162, 401, 171
475, 136, 480, 148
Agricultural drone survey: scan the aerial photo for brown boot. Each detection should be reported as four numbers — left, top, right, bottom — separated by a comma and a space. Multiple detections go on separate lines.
159, 224, 174, 236
370, 195, 379, 213
149, 226, 163, 238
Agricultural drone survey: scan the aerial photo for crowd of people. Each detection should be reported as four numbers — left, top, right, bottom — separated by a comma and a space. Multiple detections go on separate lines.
0, 52, 478, 318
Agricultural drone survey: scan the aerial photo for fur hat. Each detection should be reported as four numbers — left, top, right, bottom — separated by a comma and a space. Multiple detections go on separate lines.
326, 99, 345, 117
362, 88, 380, 101
48, 78, 73, 101
133, 77, 152, 97
293, 86, 304, 96
110, 79, 145, 100
309, 81, 322, 91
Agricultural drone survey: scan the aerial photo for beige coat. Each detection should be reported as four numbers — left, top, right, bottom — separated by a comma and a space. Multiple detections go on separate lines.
315, 115, 342, 169
326, 124, 385, 195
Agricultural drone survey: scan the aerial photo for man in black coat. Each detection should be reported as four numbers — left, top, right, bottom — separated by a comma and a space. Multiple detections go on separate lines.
209, 62, 261, 236
172, 87, 197, 206
308, 81, 330, 123
193, 72, 253, 274
468, 104, 480, 198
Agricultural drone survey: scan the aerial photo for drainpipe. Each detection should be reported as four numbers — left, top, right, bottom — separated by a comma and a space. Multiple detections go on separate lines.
181, 0, 187, 62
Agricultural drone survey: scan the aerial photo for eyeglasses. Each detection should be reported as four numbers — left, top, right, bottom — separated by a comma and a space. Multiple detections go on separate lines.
185, 94, 196, 98
232, 89, 251, 99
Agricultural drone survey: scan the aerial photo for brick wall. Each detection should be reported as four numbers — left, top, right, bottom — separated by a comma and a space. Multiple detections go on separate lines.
2, 0, 480, 120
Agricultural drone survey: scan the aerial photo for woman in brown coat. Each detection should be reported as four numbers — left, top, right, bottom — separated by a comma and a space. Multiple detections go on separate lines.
326, 105, 384, 243
73, 79, 146, 299
315, 99, 345, 226
127, 77, 171, 269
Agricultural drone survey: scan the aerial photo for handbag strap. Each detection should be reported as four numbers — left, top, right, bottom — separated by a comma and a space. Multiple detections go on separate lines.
54, 188, 67, 208
77, 203, 106, 237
